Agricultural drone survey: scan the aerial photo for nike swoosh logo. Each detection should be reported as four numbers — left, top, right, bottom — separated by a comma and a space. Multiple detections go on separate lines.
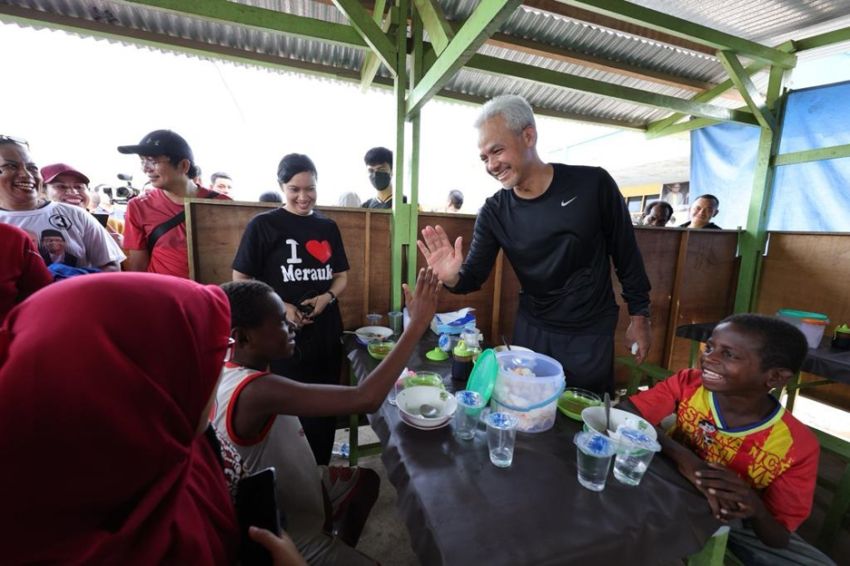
561, 196, 577, 207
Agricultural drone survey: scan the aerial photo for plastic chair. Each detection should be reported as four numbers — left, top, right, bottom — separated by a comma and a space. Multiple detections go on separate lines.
686, 526, 731, 566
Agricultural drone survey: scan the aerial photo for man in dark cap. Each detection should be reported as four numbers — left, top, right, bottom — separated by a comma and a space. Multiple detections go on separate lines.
118, 130, 229, 278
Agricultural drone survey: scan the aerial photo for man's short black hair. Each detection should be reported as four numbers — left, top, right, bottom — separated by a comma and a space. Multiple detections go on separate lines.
40, 229, 64, 241
695, 194, 720, 209
719, 313, 808, 374
259, 191, 282, 203
364, 147, 393, 169
645, 200, 673, 218
211, 172, 232, 184
221, 280, 277, 329
448, 189, 464, 209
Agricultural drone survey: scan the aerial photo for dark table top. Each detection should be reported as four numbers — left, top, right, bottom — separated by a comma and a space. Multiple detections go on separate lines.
346, 336, 720, 566
676, 323, 850, 384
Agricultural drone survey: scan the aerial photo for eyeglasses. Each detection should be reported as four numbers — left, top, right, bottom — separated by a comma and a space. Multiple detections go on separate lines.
48, 183, 87, 192
223, 337, 236, 363
0, 135, 29, 147
139, 156, 170, 169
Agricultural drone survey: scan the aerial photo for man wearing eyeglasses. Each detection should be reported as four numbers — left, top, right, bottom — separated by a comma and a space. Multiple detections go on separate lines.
118, 130, 230, 278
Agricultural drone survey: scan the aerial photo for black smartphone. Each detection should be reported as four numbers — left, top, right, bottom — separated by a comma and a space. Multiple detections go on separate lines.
297, 302, 314, 316
235, 467, 281, 566
92, 213, 109, 228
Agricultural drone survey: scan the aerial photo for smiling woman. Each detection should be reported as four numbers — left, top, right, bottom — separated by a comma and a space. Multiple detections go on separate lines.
0, 138, 125, 271
231, 152, 349, 465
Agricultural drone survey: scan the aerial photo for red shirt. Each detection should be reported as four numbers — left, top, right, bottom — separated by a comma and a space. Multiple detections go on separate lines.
631, 369, 819, 531
0, 223, 52, 321
124, 187, 229, 278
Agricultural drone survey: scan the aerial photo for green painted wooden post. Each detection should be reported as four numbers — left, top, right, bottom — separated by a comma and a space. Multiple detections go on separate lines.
733, 65, 787, 313
406, 8, 425, 288
390, 0, 410, 310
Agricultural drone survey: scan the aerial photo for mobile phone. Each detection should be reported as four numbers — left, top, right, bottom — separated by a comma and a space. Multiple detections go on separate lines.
297, 302, 314, 316
236, 467, 281, 566
92, 213, 109, 228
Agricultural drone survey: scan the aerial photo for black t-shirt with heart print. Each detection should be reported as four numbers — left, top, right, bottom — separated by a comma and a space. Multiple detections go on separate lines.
232, 207, 349, 305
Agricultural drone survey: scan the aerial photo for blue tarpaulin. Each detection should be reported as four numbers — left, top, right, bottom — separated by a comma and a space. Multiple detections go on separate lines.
691, 80, 850, 232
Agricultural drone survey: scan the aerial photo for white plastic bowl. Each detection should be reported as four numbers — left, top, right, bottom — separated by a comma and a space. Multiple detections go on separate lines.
493, 345, 533, 353
355, 326, 393, 345
581, 406, 657, 441
396, 386, 457, 428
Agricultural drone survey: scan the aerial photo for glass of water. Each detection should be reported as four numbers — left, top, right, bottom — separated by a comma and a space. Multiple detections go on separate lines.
454, 390, 485, 440
574, 431, 617, 491
486, 412, 518, 468
612, 428, 661, 486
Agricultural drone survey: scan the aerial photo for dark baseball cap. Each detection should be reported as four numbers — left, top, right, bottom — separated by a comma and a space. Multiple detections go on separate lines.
40, 163, 90, 185
117, 130, 194, 162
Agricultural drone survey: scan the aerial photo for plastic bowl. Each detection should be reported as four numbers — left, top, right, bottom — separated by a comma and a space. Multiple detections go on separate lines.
367, 340, 395, 360
493, 345, 533, 353
403, 371, 445, 389
355, 326, 393, 346
581, 406, 657, 441
396, 386, 457, 428
557, 388, 602, 420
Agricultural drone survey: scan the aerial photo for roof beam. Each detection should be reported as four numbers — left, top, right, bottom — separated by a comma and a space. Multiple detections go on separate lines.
331, 0, 397, 74
406, 0, 522, 117
555, 0, 796, 69
486, 33, 718, 94
717, 51, 775, 130
645, 60, 769, 136
465, 54, 758, 125
124, 0, 366, 48
522, 0, 715, 55
645, 117, 721, 140
360, 1, 393, 89
412, 0, 454, 54
773, 143, 850, 167
793, 25, 850, 52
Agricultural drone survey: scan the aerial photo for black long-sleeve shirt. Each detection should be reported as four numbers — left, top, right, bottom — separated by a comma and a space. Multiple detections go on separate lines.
451, 164, 651, 332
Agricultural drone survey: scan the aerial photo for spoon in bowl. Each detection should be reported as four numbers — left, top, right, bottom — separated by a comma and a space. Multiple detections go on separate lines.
419, 404, 440, 418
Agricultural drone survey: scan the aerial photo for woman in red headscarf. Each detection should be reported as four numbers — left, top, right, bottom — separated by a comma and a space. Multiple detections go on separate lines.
0, 273, 239, 563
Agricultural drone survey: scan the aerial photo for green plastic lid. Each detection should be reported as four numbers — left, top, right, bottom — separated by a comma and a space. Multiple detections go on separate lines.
776, 308, 828, 321
426, 347, 449, 361
466, 348, 498, 404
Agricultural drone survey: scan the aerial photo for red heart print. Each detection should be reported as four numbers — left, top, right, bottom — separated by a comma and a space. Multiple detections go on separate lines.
305, 240, 332, 263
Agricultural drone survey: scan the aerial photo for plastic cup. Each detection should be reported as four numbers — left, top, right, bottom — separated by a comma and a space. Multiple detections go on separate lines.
366, 313, 382, 326
486, 412, 518, 468
453, 390, 485, 440
386, 375, 407, 406
612, 428, 661, 486
388, 311, 403, 337
574, 431, 617, 491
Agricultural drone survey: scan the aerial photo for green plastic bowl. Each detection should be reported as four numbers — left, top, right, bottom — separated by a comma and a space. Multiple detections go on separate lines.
466, 349, 498, 405
404, 371, 445, 389
557, 388, 602, 421
367, 340, 395, 360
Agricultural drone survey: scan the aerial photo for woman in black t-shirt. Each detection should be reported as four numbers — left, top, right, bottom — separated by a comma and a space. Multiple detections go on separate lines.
232, 153, 349, 465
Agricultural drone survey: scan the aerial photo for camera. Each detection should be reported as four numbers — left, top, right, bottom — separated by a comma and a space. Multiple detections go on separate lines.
103, 173, 140, 203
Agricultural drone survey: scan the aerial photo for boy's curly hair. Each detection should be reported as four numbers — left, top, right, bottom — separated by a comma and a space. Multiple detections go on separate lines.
720, 313, 808, 373
220, 280, 276, 329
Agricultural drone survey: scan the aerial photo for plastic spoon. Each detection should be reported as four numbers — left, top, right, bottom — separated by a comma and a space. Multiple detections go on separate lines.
420, 404, 440, 418
604, 393, 611, 436
501, 335, 512, 351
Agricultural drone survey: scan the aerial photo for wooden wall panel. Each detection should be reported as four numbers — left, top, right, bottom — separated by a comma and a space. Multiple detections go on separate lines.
667, 230, 740, 372
756, 233, 850, 408
186, 201, 391, 331
188, 202, 740, 377
612, 228, 682, 382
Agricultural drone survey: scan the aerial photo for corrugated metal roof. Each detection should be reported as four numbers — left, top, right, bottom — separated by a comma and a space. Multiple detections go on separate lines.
1, 0, 849, 128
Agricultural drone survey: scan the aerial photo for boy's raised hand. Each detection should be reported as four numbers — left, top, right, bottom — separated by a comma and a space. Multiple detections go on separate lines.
402, 268, 441, 330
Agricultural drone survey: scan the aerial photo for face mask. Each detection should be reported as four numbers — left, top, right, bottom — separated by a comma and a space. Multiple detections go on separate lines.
369, 171, 391, 191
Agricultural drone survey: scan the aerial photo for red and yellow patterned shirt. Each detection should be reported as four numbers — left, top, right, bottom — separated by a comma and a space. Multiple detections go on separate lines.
631, 369, 819, 531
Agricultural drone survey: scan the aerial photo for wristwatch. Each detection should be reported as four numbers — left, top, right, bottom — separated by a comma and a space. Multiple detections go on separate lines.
326, 290, 337, 304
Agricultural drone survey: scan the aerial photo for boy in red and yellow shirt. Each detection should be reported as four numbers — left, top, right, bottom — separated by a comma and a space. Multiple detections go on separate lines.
629, 314, 833, 564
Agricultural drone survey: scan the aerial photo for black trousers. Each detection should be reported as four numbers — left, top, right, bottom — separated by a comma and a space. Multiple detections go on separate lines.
271, 302, 343, 466
512, 310, 615, 395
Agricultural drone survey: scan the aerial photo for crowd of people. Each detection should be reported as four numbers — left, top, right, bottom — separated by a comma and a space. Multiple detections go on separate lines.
0, 94, 831, 565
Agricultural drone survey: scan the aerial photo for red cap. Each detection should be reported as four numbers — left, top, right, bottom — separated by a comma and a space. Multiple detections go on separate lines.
40, 163, 90, 185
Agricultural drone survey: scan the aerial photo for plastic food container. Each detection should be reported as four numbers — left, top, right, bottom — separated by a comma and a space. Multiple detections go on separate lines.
490, 351, 565, 433
776, 309, 829, 348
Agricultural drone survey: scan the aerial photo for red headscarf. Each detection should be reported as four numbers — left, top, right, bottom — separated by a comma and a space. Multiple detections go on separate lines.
0, 273, 238, 564
0, 223, 52, 322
